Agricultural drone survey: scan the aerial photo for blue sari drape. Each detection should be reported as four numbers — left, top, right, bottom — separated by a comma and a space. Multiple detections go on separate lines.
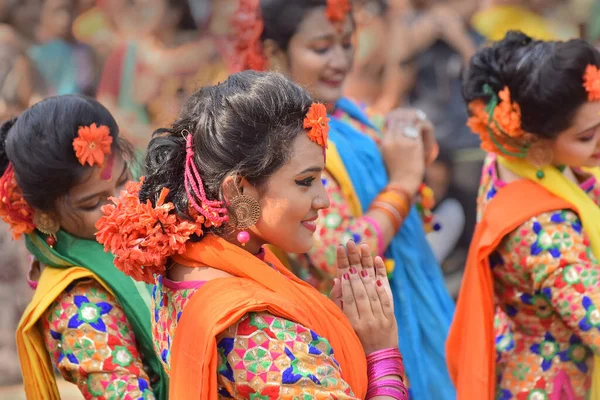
329, 97, 456, 400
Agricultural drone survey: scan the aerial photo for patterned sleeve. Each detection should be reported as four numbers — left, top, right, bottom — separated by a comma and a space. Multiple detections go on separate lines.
503, 210, 600, 354
41, 279, 155, 400
216, 312, 359, 399
305, 170, 380, 279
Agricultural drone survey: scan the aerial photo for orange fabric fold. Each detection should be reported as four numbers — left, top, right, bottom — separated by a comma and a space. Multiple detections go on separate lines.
169, 235, 368, 400
446, 179, 572, 400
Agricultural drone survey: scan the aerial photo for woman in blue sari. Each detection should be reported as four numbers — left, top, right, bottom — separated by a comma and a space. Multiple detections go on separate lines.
225, 0, 456, 398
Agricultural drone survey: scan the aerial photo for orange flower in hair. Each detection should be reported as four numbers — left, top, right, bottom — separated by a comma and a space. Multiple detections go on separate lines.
304, 103, 330, 148
583, 64, 600, 101
95, 178, 205, 284
326, 0, 351, 23
492, 87, 524, 138
73, 123, 113, 167
0, 164, 35, 239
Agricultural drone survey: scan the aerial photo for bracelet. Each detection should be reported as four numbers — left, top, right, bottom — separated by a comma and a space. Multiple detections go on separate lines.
377, 191, 410, 218
366, 385, 408, 400
366, 348, 409, 399
371, 201, 403, 231
363, 216, 385, 256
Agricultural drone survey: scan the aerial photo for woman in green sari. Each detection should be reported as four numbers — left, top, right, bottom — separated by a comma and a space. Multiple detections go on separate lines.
2, 95, 167, 399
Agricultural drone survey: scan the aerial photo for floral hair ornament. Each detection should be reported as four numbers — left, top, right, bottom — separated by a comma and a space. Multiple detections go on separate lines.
583, 64, 600, 101
467, 84, 529, 159
304, 103, 330, 149
0, 163, 35, 239
326, 0, 351, 27
95, 178, 208, 284
72, 123, 113, 167
227, 0, 267, 72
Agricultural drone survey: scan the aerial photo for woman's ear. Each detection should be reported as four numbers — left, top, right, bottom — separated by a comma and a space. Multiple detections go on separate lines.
263, 38, 289, 73
221, 176, 259, 204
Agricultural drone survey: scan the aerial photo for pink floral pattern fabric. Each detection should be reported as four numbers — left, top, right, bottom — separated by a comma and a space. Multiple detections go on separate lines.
152, 275, 359, 399
42, 278, 155, 400
479, 154, 600, 400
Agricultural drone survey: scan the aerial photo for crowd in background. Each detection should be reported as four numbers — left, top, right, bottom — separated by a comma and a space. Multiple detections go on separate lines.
0, 0, 598, 391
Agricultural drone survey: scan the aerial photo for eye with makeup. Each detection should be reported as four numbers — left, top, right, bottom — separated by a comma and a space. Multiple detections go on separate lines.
577, 128, 597, 142
295, 176, 316, 187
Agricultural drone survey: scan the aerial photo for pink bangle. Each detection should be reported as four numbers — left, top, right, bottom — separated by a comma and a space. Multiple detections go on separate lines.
366, 385, 408, 399
363, 216, 385, 256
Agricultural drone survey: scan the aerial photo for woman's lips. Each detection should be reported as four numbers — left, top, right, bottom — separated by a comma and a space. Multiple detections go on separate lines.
320, 78, 343, 88
301, 217, 318, 233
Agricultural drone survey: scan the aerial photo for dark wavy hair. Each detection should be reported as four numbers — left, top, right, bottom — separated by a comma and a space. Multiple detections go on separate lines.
0, 95, 132, 212
138, 70, 314, 235
462, 31, 600, 139
260, 0, 352, 51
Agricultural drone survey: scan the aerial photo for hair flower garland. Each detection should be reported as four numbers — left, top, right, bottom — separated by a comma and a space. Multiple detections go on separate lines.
0, 164, 35, 239
467, 84, 528, 158
95, 178, 205, 284
583, 64, 600, 101
304, 103, 330, 148
326, 0, 351, 24
73, 123, 113, 167
229, 0, 267, 72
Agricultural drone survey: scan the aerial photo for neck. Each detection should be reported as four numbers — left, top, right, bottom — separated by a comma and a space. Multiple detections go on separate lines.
221, 231, 264, 256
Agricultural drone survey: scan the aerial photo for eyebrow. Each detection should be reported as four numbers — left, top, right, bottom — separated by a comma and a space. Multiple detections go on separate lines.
577, 119, 600, 134
74, 163, 128, 204
297, 166, 323, 175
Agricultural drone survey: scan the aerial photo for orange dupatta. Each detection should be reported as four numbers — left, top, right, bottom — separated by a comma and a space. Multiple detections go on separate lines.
446, 179, 572, 399
169, 235, 368, 400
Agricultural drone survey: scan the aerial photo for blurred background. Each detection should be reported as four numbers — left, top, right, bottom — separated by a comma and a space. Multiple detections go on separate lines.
0, 0, 598, 397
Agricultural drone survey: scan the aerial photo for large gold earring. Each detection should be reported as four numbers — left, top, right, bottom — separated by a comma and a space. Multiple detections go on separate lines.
526, 138, 554, 179
228, 193, 261, 246
33, 211, 60, 248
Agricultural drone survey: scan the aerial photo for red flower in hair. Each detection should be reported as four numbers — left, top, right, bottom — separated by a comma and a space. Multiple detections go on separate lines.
326, 0, 351, 23
583, 64, 600, 101
230, 0, 267, 71
0, 164, 35, 239
303, 103, 330, 148
73, 123, 113, 167
95, 178, 205, 284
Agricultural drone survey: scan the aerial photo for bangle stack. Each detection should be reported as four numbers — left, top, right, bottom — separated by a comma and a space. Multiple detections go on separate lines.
366, 348, 409, 399
369, 186, 411, 231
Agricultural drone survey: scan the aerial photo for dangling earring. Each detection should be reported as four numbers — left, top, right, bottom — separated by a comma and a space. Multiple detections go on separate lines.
526, 139, 553, 180
33, 212, 60, 248
228, 187, 261, 246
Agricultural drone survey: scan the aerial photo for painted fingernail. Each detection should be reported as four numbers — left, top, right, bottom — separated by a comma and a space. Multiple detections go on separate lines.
360, 270, 368, 278
350, 267, 357, 274
343, 273, 350, 280
376, 280, 383, 287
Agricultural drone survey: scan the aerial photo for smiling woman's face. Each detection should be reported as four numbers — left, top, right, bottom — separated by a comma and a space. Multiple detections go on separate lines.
53, 153, 131, 240
273, 6, 354, 105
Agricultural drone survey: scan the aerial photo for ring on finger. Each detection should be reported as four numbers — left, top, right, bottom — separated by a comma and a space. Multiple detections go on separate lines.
416, 109, 427, 122
402, 125, 420, 139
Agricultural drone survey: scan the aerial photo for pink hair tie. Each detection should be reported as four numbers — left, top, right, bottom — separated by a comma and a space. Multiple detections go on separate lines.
184, 134, 229, 225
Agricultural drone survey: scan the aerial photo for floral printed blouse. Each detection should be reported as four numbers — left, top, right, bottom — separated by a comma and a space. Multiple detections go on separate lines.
479, 154, 600, 400
152, 275, 359, 399
41, 278, 155, 400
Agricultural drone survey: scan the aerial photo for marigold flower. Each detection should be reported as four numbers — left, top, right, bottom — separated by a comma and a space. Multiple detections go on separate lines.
0, 164, 35, 239
325, 0, 351, 23
95, 178, 205, 284
230, 0, 267, 71
492, 87, 524, 138
303, 103, 330, 148
73, 123, 113, 167
583, 64, 600, 101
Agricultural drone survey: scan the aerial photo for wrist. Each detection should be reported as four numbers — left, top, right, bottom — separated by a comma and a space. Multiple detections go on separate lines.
387, 178, 420, 197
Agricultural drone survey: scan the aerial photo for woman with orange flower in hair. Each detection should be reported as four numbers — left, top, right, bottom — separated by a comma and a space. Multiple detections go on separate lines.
3, 95, 168, 399
97, 70, 409, 399
219, 1, 456, 399
447, 31, 600, 399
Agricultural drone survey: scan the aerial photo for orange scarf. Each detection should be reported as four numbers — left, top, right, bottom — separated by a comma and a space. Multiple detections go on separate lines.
446, 179, 571, 399
169, 235, 368, 399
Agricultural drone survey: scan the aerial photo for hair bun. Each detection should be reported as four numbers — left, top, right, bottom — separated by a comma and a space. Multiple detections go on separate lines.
0, 117, 17, 175
462, 31, 536, 103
